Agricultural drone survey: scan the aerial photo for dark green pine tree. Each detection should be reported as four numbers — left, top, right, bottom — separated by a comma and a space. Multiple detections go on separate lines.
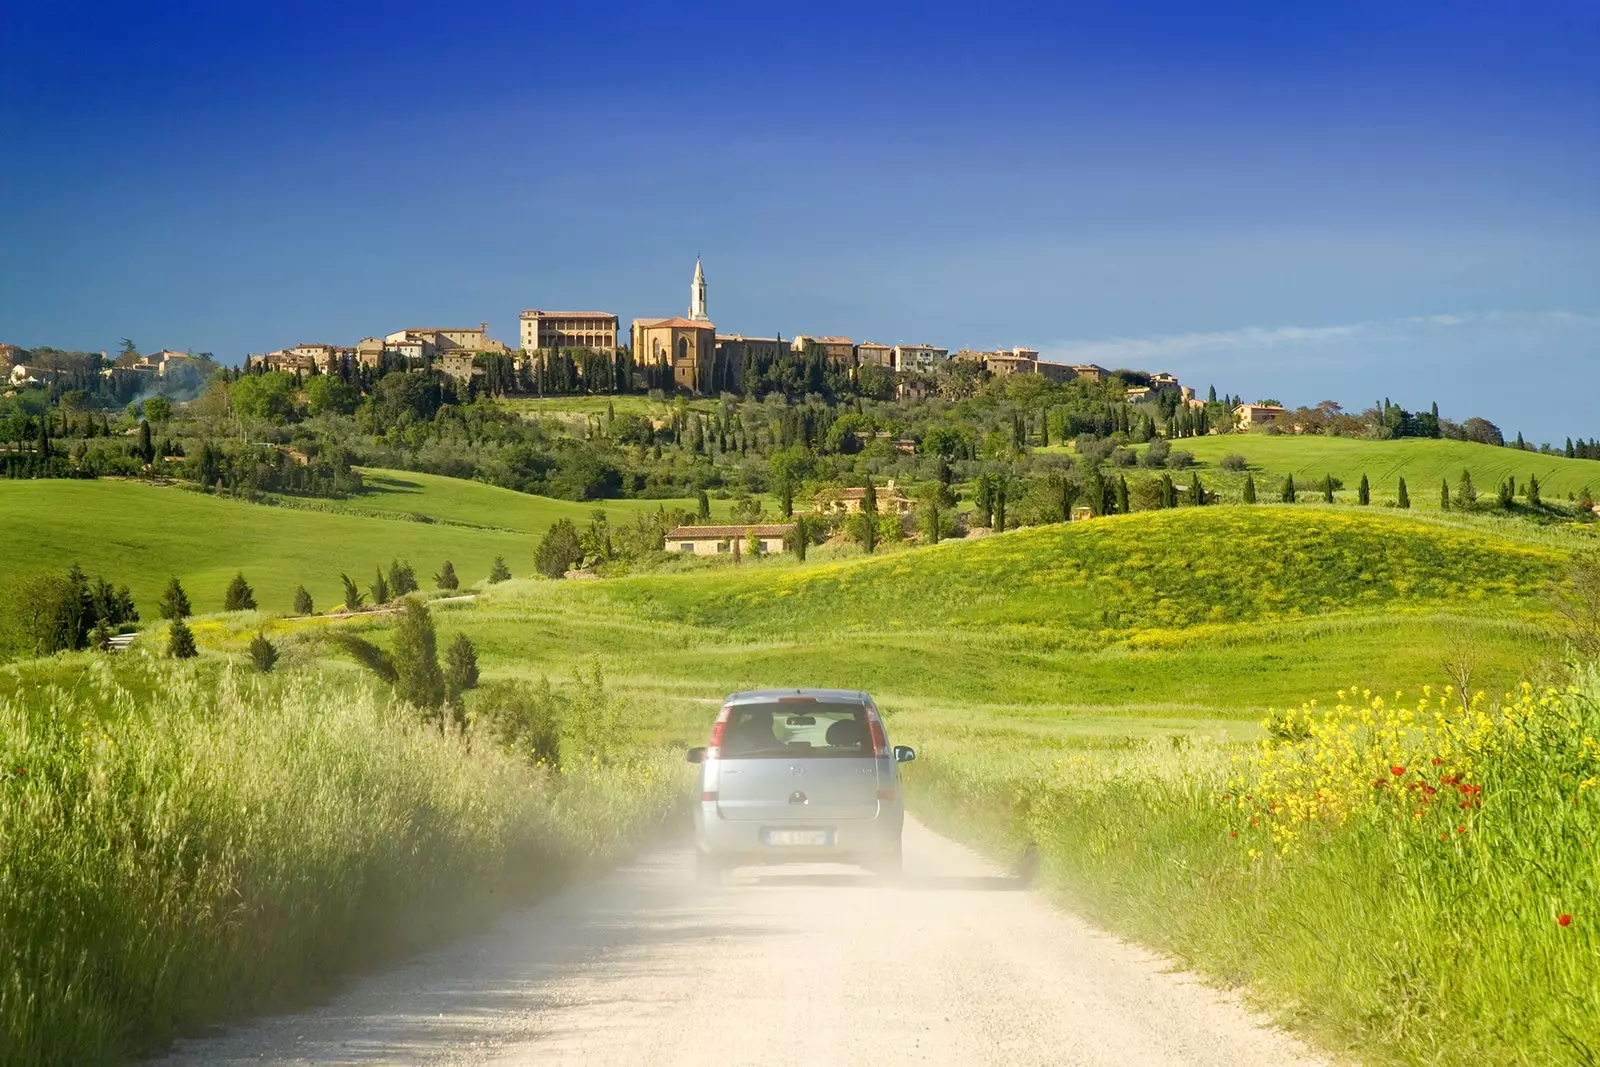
1116, 475, 1130, 514
859, 474, 879, 551
1440, 479, 1451, 510
696, 489, 711, 523
168, 617, 198, 659
1397, 477, 1411, 509
435, 561, 459, 591
223, 572, 256, 612
293, 585, 314, 615
137, 420, 154, 465
488, 555, 512, 583
1282, 475, 1297, 504
370, 567, 390, 605
1322, 475, 1336, 503
249, 632, 279, 673
1527, 474, 1542, 508
341, 573, 365, 612
159, 576, 191, 620
1358, 473, 1370, 506
1242, 474, 1257, 504
1189, 472, 1205, 506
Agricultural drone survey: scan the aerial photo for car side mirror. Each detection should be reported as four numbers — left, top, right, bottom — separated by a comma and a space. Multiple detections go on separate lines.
686, 747, 706, 764
892, 745, 916, 763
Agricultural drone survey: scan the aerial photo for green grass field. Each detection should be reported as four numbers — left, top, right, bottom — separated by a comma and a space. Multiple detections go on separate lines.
350, 468, 702, 532
496, 395, 715, 421
0, 475, 743, 622
1131, 434, 1600, 500
9, 490, 1596, 1065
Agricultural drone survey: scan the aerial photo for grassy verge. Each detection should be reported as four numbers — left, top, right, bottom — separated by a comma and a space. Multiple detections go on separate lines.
905, 675, 1600, 1066
0, 656, 685, 1066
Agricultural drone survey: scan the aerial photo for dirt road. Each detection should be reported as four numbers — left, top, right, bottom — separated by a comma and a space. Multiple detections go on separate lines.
159, 818, 1328, 1066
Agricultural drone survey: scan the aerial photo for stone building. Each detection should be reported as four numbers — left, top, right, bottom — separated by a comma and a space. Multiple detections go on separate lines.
665, 523, 795, 556
631, 259, 717, 393
893, 344, 949, 372
854, 341, 893, 368
813, 479, 913, 517
520, 310, 620, 352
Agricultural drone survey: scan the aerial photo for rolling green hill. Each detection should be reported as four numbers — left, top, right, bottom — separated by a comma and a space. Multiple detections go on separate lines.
0, 480, 544, 616
1148, 435, 1600, 499
351, 468, 704, 532
451, 506, 1571, 719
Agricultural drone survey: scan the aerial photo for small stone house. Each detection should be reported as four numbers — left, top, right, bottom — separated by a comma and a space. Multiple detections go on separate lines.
666, 524, 795, 556
813, 479, 913, 517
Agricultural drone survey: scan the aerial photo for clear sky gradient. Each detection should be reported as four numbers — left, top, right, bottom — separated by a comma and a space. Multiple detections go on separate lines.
2, 1, 1596, 439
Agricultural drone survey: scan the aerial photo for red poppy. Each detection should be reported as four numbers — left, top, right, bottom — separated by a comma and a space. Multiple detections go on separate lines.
11, 767, 23, 777
1391, 766, 1406, 776
1229, 831, 1238, 838
1439, 832, 1449, 841
1558, 914, 1573, 927
1431, 757, 1443, 766
1456, 826, 1467, 834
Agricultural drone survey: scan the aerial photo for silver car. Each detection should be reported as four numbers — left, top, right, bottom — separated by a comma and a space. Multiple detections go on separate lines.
686, 689, 915, 882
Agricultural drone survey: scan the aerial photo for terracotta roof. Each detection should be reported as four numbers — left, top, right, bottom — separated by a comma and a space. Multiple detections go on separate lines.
635, 317, 715, 330
522, 310, 618, 319
666, 524, 796, 539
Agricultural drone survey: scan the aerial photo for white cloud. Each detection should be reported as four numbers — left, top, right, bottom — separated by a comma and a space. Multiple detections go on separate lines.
1040, 310, 1599, 370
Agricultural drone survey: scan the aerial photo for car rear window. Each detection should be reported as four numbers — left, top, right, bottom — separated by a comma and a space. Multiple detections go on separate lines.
720, 702, 871, 759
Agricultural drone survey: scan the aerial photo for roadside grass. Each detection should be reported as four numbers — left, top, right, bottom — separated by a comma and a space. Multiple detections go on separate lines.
905, 674, 1600, 1066
0, 653, 685, 1067
1120, 434, 1600, 502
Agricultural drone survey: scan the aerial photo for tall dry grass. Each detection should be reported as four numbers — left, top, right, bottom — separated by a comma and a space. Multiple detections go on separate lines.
0, 657, 682, 1066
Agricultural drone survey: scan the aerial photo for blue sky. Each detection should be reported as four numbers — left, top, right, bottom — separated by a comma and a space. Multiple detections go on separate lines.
2, 0, 1596, 439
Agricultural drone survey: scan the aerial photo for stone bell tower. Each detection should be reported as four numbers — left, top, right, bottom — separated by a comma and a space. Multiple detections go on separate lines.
688, 257, 709, 323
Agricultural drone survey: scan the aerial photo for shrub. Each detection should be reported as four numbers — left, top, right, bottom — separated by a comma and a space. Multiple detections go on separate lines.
224, 573, 257, 612
488, 556, 512, 583
340, 573, 365, 613
444, 634, 479, 697
1139, 439, 1171, 469
89, 618, 112, 652
1167, 451, 1195, 470
1111, 447, 1137, 468
1220, 453, 1248, 473
369, 568, 390, 606
535, 521, 582, 579
168, 618, 197, 659
471, 678, 563, 766
249, 633, 279, 673
387, 559, 419, 597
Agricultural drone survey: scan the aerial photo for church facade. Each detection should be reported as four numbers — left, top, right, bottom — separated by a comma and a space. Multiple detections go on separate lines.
631, 259, 717, 393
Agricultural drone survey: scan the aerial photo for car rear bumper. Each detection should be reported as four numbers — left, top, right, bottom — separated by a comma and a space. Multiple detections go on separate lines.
694, 802, 903, 860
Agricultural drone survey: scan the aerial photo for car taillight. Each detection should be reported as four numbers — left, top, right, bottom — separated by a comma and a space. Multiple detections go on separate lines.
705, 705, 732, 760
876, 788, 897, 800
701, 790, 719, 802
868, 717, 889, 759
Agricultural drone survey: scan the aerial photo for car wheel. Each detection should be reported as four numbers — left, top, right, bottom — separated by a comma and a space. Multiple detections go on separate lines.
695, 852, 723, 886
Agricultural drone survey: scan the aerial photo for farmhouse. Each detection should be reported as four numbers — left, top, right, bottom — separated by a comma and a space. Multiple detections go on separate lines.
666, 524, 795, 556
1234, 403, 1287, 429
813, 479, 913, 516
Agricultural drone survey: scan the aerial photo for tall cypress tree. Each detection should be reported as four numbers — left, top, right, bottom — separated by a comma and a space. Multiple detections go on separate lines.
1358, 473, 1370, 506
1322, 475, 1335, 503
1282, 475, 1297, 504
1242, 474, 1257, 504
1440, 479, 1451, 510
1397, 477, 1411, 509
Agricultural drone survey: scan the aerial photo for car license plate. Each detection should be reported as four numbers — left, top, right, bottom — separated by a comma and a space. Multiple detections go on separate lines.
764, 829, 831, 847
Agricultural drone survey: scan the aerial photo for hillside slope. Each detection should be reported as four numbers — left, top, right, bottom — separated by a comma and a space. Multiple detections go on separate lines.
0, 480, 537, 614
1151, 435, 1600, 499
458, 507, 1569, 715
570, 507, 1564, 636
352, 468, 702, 532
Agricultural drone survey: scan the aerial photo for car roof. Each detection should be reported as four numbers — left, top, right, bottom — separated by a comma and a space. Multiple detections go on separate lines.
725, 688, 871, 705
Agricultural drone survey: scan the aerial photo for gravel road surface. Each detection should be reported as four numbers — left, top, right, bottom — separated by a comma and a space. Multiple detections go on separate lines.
159, 817, 1329, 1066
